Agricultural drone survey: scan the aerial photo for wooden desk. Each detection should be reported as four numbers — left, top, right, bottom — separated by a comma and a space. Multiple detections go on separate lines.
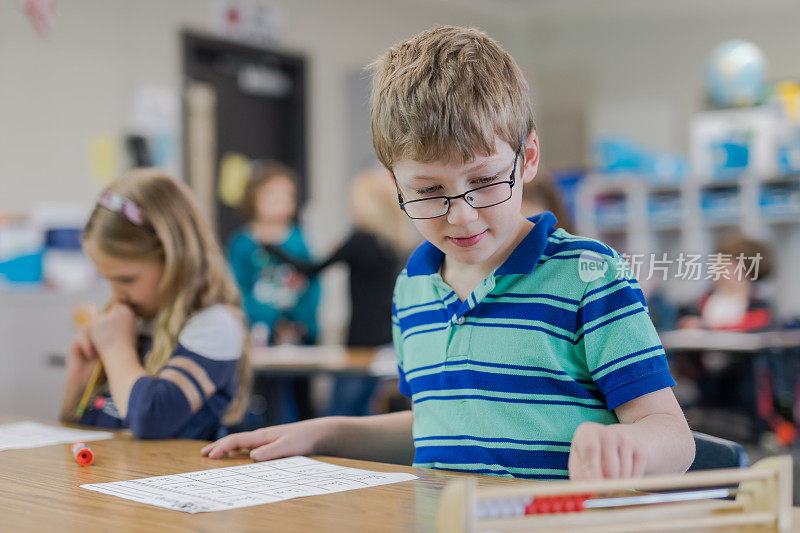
0, 426, 519, 532
249, 345, 399, 378
2, 424, 798, 532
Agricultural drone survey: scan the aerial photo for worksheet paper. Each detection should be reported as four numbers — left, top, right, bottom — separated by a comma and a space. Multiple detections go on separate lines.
81, 456, 419, 513
0, 421, 113, 451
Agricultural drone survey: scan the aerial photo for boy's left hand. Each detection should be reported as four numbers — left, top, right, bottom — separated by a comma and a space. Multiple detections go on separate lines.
88, 304, 137, 356
568, 421, 647, 480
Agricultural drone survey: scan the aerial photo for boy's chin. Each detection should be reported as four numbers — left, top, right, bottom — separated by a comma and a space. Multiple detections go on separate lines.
443, 242, 496, 265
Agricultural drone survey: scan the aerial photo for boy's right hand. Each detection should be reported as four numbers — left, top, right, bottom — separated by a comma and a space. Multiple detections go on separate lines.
201, 417, 337, 462
65, 330, 99, 384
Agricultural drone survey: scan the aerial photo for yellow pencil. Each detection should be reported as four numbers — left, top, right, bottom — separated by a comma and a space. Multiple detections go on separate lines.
73, 304, 101, 418
76, 362, 103, 417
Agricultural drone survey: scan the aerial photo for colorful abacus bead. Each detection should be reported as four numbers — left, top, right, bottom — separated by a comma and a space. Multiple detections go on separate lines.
524, 493, 594, 515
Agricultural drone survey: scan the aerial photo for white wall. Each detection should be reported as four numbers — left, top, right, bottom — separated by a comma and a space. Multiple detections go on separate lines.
520, 1, 800, 165
6, 0, 800, 329
516, 0, 800, 317
0, 0, 523, 341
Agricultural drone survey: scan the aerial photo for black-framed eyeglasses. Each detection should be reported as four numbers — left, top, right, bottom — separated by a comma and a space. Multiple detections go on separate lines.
392, 143, 523, 220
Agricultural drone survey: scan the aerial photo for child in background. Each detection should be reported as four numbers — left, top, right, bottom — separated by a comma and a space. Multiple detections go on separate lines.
204, 26, 694, 480
228, 160, 320, 422
674, 235, 787, 441
229, 160, 320, 345
60, 169, 250, 439
264, 169, 418, 415
519, 171, 575, 234
678, 234, 773, 331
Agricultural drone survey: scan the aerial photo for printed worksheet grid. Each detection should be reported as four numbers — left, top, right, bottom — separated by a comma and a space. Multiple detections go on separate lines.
81, 456, 417, 513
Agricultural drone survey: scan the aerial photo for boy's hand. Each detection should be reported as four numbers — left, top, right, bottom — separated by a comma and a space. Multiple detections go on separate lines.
568, 422, 647, 480
88, 304, 137, 356
201, 417, 337, 461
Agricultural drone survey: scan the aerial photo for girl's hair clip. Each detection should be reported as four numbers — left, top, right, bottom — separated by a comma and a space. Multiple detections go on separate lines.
97, 191, 155, 233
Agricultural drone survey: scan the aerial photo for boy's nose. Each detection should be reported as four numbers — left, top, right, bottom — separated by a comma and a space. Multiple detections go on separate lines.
447, 196, 479, 225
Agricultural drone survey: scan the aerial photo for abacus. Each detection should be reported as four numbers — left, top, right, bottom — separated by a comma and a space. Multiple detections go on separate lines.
436, 455, 792, 532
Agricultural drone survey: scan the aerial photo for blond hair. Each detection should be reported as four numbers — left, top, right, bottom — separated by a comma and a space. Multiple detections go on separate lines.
369, 25, 535, 168
83, 168, 251, 425
350, 169, 418, 254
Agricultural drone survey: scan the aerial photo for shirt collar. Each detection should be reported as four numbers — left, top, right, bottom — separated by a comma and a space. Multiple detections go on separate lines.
405, 211, 559, 277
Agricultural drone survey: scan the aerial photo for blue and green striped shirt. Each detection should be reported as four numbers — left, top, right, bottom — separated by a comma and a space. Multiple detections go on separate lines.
392, 211, 675, 479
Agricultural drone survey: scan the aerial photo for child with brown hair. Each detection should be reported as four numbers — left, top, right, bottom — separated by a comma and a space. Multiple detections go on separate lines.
679, 234, 773, 331
520, 171, 575, 234
229, 160, 320, 346
60, 169, 250, 439
228, 160, 320, 422
204, 26, 693, 481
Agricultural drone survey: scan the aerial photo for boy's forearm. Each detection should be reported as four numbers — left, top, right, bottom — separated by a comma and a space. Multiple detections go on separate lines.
320, 410, 415, 465
625, 413, 695, 474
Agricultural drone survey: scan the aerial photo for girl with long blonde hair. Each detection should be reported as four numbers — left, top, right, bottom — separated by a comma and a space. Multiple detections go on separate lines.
60, 169, 251, 439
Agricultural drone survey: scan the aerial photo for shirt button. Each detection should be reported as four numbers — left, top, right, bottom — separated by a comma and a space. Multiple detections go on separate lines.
455, 317, 465, 325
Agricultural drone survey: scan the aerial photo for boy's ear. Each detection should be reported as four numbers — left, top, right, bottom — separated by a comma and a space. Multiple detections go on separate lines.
522, 130, 540, 184
381, 164, 394, 181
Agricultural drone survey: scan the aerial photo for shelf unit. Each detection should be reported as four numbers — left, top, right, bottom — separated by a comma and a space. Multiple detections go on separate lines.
575, 173, 800, 317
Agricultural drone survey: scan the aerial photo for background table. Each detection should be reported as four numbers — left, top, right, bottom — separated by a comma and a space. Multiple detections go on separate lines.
660, 328, 800, 440
659, 329, 800, 352
249, 345, 399, 378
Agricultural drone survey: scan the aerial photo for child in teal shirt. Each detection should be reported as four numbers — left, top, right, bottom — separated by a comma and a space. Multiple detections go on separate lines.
228, 160, 320, 422
228, 160, 319, 345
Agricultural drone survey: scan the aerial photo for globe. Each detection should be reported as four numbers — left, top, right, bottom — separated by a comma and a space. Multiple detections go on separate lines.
706, 39, 767, 108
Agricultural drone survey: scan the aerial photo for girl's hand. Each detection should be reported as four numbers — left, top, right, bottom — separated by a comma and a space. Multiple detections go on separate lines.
273, 320, 305, 345
88, 304, 137, 356
65, 329, 99, 385
568, 422, 647, 480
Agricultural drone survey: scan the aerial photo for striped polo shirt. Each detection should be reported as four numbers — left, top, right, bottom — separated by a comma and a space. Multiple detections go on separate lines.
392, 211, 675, 479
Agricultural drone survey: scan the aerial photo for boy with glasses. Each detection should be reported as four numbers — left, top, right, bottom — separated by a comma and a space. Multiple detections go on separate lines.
204, 25, 695, 481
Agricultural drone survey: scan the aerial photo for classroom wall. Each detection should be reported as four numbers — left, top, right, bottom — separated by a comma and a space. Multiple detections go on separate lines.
516, 1, 800, 318
520, 1, 800, 165
6, 1, 800, 331
0, 0, 525, 342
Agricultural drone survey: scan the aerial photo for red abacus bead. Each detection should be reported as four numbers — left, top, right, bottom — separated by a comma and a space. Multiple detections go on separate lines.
551, 499, 565, 513
563, 498, 577, 512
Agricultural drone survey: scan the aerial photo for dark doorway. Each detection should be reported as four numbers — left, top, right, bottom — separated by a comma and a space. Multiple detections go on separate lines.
182, 30, 307, 245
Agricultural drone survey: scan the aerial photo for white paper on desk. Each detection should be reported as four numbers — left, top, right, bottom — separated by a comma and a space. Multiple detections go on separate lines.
81, 456, 418, 513
0, 421, 113, 451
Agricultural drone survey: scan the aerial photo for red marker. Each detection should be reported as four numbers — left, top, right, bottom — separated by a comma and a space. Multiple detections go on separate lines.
71, 442, 94, 466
